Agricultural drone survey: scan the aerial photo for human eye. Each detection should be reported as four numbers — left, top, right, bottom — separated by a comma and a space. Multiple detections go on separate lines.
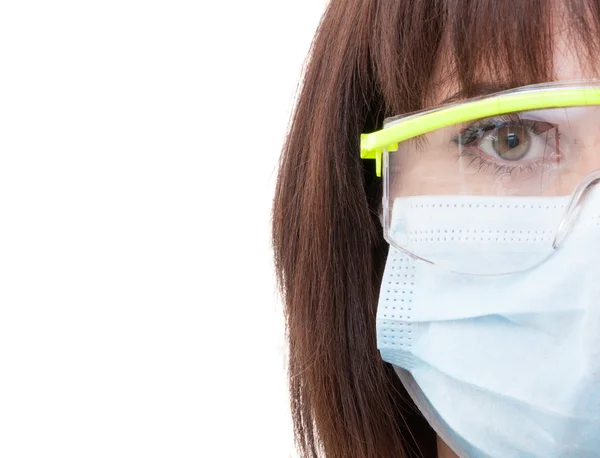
451, 114, 561, 175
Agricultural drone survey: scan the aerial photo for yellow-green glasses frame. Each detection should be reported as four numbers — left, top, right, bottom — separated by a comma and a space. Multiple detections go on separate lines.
360, 85, 600, 177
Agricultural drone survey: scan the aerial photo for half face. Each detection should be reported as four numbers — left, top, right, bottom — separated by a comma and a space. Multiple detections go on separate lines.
388, 103, 600, 198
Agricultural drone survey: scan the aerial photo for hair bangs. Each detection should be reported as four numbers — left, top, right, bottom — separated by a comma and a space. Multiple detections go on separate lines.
372, 0, 600, 118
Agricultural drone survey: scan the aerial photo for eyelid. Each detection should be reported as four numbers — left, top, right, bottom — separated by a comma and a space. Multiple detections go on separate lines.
523, 108, 579, 125
452, 115, 523, 145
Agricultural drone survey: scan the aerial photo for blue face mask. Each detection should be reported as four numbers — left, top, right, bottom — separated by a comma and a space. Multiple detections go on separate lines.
377, 191, 600, 458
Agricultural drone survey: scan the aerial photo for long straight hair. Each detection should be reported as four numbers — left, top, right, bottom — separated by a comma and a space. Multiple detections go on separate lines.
272, 1, 600, 457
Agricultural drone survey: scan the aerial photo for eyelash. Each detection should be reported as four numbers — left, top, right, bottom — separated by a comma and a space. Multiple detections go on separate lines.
451, 117, 558, 176
458, 153, 543, 176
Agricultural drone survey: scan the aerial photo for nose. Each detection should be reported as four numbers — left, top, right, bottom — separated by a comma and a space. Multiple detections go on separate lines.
553, 170, 600, 248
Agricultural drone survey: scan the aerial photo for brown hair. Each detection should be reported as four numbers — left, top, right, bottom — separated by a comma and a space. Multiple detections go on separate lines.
272, 1, 600, 457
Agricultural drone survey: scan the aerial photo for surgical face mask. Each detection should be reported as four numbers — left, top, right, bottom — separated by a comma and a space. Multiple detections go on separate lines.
376, 188, 600, 458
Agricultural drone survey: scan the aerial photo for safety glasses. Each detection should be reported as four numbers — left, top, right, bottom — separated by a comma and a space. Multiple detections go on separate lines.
361, 81, 600, 274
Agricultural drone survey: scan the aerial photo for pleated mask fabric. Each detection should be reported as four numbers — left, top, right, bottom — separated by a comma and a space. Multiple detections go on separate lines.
377, 190, 600, 458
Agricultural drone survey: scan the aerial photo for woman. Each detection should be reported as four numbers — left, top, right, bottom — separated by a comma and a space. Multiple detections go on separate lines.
272, 1, 600, 457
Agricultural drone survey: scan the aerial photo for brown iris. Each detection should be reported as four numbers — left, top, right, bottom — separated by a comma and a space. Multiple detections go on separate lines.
493, 126, 530, 161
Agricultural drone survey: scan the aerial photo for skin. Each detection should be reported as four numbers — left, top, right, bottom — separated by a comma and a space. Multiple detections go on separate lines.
437, 437, 456, 458
426, 21, 594, 458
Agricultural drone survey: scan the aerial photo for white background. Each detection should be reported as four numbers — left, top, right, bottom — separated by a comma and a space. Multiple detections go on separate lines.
0, 1, 325, 457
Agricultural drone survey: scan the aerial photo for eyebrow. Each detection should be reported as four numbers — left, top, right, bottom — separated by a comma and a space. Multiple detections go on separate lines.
440, 82, 518, 105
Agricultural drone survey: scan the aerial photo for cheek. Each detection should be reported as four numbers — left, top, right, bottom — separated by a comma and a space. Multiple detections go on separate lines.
390, 152, 460, 196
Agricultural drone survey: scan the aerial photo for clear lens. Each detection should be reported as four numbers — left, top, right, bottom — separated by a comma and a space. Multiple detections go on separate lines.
383, 105, 600, 274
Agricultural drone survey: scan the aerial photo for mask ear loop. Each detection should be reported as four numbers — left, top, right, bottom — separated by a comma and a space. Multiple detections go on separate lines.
553, 170, 600, 248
